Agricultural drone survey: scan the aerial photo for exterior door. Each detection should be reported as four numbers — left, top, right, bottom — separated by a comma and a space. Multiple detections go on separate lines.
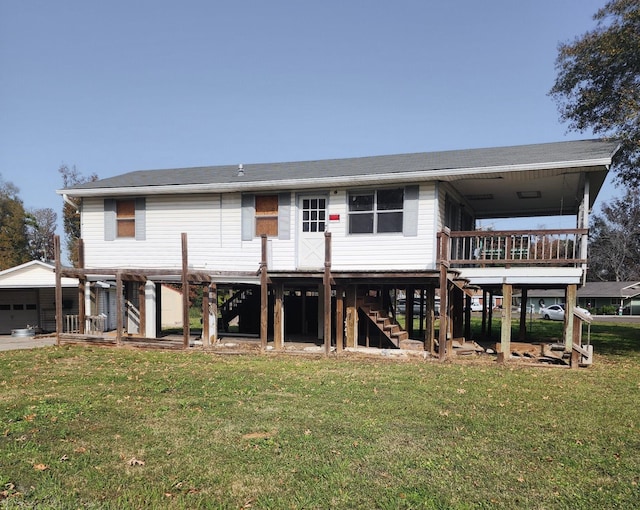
297, 195, 327, 269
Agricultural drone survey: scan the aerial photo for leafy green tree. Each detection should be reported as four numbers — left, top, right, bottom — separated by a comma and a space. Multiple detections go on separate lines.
59, 164, 98, 267
0, 178, 30, 269
550, 0, 640, 185
588, 185, 640, 281
26, 208, 57, 262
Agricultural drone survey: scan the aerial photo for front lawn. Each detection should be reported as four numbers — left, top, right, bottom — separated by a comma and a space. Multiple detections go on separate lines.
1, 321, 639, 509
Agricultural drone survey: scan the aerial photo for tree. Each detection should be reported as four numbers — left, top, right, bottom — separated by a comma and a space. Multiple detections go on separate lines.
587, 185, 640, 281
59, 165, 98, 266
26, 208, 57, 262
0, 177, 30, 270
550, 0, 640, 185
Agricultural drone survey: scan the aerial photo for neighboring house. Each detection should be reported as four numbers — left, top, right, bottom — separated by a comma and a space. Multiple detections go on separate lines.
0, 260, 79, 334
55, 139, 620, 363
516, 282, 640, 315
577, 281, 640, 315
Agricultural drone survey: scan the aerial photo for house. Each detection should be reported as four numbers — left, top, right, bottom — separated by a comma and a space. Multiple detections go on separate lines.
577, 281, 640, 315
0, 260, 79, 334
55, 139, 620, 364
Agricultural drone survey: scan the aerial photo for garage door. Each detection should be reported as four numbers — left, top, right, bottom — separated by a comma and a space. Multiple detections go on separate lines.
0, 290, 38, 334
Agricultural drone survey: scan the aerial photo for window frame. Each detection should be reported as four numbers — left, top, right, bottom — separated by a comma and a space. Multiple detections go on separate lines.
116, 199, 136, 238
254, 194, 279, 238
348, 187, 404, 235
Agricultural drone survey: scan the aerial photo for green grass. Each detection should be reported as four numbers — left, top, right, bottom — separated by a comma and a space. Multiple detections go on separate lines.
1, 321, 639, 509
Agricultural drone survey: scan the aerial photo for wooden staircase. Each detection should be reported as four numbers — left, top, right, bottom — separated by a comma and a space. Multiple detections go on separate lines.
358, 295, 408, 348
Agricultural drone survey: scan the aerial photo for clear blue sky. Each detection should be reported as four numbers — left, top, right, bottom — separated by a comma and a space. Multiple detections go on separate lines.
0, 0, 618, 233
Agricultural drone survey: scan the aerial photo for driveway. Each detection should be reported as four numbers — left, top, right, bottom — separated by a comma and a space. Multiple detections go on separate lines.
0, 334, 56, 351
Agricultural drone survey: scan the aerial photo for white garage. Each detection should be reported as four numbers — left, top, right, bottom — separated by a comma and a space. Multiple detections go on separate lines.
0, 260, 79, 334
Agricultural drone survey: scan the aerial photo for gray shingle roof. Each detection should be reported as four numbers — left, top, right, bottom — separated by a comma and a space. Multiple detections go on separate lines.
63, 139, 620, 192
578, 281, 640, 298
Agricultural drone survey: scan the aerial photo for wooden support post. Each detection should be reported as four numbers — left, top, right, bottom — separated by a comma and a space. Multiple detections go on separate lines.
345, 286, 357, 348
335, 286, 344, 353
519, 288, 528, 341
481, 288, 488, 338
260, 235, 269, 350
499, 282, 512, 363
138, 280, 146, 338
464, 293, 471, 341
438, 229, 451, 360
419, 288, 425, 338
438, 272, 450, 361
202, 283, 210, 347
209, 283, 218, 344
54, 235, 62, 345
274, 283, 284, 350
116, 271, 123, 346
78, 239, 85, 334
406, 286, 414, 338
425, 287, 435, 354
487, 290, 494, 339
181, 233, 190, 349
564, 284, 577, 354
323, 232, 332, 356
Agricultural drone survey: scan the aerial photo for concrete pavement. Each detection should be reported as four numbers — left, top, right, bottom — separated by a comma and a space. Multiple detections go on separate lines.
0, 334, 57, 351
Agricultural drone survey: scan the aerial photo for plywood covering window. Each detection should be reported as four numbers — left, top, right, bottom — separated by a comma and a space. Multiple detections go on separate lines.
255, 195, 278, 237
116, 199, 136, 238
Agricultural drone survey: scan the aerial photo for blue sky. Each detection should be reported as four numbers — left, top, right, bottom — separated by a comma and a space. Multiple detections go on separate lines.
0, 0, 617, 232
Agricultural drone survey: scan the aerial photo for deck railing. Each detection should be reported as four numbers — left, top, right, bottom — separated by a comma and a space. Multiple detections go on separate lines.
437, 228, 589, 268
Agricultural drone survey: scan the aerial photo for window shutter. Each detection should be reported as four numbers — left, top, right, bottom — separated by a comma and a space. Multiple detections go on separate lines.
403, 185, 419, 237
104, 199, 116, 241
278, 192, 291, 240
135, 198, 146, 241
241, 194, 255, 241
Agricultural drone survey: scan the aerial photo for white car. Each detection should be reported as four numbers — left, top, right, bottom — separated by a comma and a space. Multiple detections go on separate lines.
470, 302, 484, 312
539, 304, 591, 321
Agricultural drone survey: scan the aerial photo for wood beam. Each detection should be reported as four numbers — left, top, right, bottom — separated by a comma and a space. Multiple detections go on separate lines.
323, 232, 332, 355
54, 235, 62, 346
345, 286, 357, 348
519, 288, 528, 341
181, 233, 190, 349
564, 284, 577, 353
273, 283, 284, 351
335, 286, 344, 353
116, 271, 123, 346
499, 283, 512, 363
425, 287, 435, 354
260, 235, 269, 350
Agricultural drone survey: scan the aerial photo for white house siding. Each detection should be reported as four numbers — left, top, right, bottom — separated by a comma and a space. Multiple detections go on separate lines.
316, 184, 438, 271
82, 184, 439, 273
83, 195, 257, 272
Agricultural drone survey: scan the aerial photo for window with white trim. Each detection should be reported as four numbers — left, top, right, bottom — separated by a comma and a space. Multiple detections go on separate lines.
348, 188, 404, 234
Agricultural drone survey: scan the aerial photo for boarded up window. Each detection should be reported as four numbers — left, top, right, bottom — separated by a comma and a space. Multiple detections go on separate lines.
117, 199, 136, 238
255, 195, 278, 237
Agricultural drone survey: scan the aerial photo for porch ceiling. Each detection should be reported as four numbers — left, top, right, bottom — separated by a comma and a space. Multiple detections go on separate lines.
449, 166, 608, 219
